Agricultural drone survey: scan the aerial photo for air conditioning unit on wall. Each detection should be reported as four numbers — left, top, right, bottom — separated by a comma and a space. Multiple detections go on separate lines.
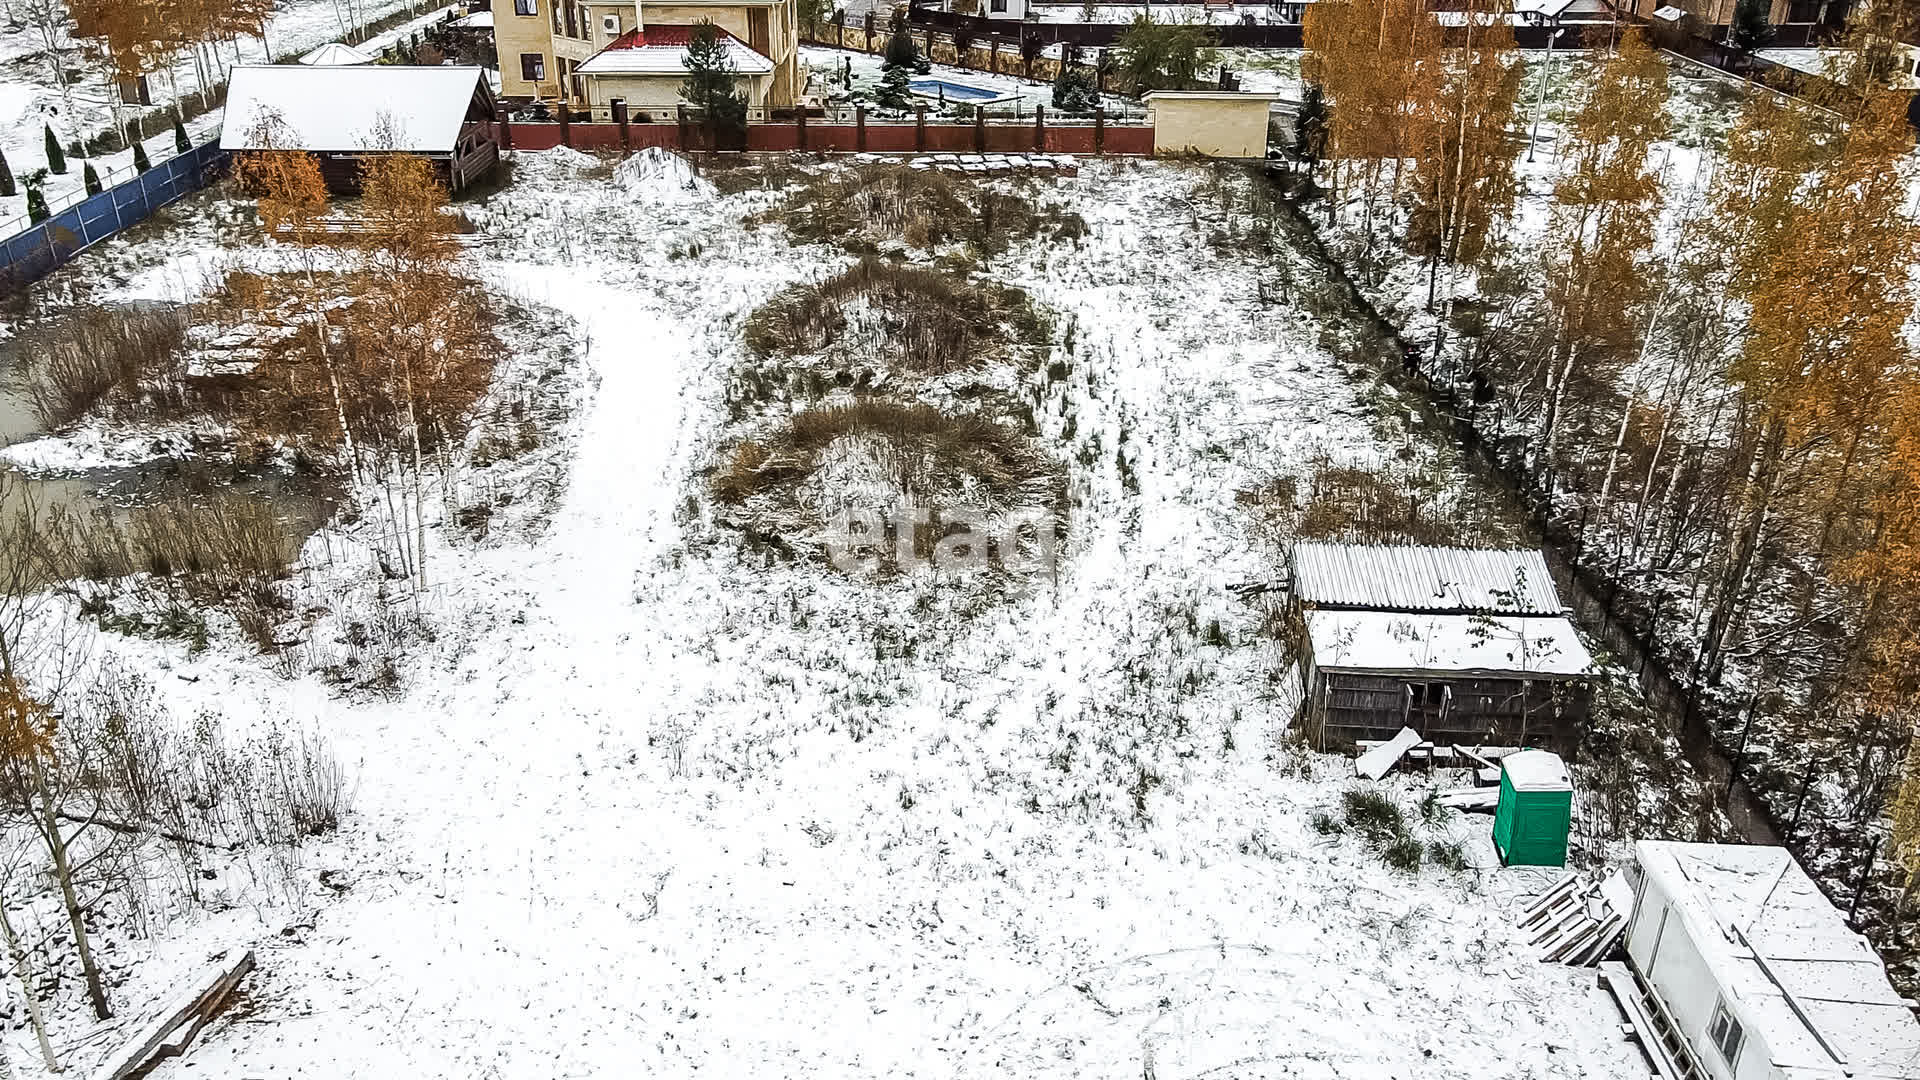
602, 13, 619, 34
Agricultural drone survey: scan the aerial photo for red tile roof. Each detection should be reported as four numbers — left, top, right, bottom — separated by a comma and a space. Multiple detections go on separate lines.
602, 24, 738, 49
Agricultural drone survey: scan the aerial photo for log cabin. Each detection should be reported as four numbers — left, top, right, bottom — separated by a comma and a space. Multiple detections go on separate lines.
221, 65, 501, 195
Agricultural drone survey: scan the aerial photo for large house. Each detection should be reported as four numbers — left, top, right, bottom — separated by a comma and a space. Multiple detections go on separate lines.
492, 0, 802, 109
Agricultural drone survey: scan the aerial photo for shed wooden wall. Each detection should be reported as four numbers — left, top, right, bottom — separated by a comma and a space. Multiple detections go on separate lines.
1306, 668, 1586, 753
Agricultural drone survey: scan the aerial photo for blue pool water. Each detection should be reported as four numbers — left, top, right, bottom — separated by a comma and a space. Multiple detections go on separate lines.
907, 78, 1012, 103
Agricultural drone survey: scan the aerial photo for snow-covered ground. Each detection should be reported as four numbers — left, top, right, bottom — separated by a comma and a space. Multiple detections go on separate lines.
0, 0, 461, 235
0, 150, 1662, 1077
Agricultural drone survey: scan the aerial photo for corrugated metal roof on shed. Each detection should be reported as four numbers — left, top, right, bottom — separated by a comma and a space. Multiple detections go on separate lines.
1291, 542, 1564, 615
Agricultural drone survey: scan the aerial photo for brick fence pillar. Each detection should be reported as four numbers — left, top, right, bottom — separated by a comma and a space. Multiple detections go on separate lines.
499, 112, 514, 151
1033, 104, 1045, 152
1094, 105, 1105, 154
796, 105, 808, 149
856, 105, 867, 151
915, 104, 926, 152
557, 103, 571, 148
974, 105, 985, 153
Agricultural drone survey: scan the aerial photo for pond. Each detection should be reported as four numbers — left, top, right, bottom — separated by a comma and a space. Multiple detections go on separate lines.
0, 310, 338, 567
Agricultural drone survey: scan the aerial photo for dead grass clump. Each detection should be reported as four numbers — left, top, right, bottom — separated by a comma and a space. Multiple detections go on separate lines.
764, 164, 1086, 254
743, 257, 1049, 374
713, 400, 1052, 509
1289, 455, 1467, 548
23, 305, 191, 428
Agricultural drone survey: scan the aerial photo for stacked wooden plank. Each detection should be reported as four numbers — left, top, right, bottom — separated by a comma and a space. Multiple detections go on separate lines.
1517, 871, 1630, 966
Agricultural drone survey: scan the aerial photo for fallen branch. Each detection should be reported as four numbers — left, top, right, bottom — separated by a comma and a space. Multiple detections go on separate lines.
57, 810, 235, 852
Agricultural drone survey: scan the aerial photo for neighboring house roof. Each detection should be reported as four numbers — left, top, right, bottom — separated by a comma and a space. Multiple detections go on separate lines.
299, 42, 374, 65
220, 66, 492, 153
576, 25, 775, 76
1291, 543, 1564, 615
1635, 841, 1920, 1080
1304, 609, 1594, 679
450, 8, 493, 26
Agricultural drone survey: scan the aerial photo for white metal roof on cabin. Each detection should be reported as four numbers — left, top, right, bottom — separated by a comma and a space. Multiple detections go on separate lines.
1291, 543, 1564, 614
1635, 840, 1920, 1079
220, 66, 487, 153
1304, 610, 1595, 678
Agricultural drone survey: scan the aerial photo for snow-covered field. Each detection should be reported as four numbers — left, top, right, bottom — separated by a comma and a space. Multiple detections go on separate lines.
0, 150, 1659, 1077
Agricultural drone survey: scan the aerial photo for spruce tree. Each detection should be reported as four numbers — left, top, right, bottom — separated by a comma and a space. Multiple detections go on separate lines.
679, 21, 748, 149
133, 140, 152, 173
878, 21, 919, 110
26, 185, 49, 224
1293, 81, 1329, 166
83, 162, 102, 196
0, 148, 14, 198
1052, 63, 1098, 113
173, 115, 191, 153
1731, 0, 1774, 55
44, 125, 65, 174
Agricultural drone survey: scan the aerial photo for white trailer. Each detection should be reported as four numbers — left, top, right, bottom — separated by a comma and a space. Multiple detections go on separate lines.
1620, 840, 1920, 1080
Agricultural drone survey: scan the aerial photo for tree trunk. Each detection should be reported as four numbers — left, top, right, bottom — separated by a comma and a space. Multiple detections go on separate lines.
1700, 414, 1786, 686
0, 904, 59, 1072
31, 758, 110, 1020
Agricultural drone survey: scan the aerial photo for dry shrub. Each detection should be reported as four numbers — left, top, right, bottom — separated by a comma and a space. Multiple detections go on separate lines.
23, 305, 191, 428
764, 164, 1086, 254
743, 257, 1049, 374
80, 661, 350, 849
1289, 455, 1469, 548
30, 487, 299, 653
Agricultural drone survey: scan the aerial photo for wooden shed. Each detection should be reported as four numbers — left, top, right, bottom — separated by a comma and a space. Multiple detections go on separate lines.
1290, 543, 1594, 753
1617, 841, 1920, 1080
221, 65, 500, 194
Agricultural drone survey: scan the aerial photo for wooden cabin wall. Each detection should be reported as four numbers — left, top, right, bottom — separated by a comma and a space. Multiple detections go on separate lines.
1309, 670, 1586, 754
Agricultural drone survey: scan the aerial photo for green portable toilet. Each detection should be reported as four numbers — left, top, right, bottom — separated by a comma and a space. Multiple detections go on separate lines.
1492, 750, 1572, 867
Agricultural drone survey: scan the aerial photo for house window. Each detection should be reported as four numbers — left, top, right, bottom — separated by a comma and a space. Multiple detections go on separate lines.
551, 0, 561, 34
562, 0, 576, 37
990, 0, 1007, 10
520, 52, 546, 82
1407, 682, 1450, 707
513, 0, 534, 14
1707, 998, 1744, 1065
577, 4, 589, 36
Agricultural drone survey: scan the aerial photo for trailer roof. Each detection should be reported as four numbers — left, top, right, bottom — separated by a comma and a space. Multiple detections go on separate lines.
1291, 543, 1564, 615
1304, 610, 1594, 679
1635, 840, 1920, 1079
221, 66, 489, 153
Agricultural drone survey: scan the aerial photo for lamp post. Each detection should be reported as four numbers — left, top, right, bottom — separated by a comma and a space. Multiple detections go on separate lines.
1526, 23, 1565, 164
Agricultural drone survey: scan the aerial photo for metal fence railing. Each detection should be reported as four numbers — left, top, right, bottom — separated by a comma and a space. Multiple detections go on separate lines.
0, 139, 227, 296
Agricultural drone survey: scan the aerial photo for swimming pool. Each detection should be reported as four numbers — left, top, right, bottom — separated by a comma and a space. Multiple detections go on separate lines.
907, 77, 1017, 104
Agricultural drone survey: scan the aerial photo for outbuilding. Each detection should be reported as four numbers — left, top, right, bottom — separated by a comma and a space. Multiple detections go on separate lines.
1142, 91, 1281, 160
1620, 840, 1920, 1080
220, 65, 500, 194
1290, 542, 1595, 752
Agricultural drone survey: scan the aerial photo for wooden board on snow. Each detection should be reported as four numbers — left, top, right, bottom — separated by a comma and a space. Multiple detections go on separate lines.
1354, 726, 1423, 780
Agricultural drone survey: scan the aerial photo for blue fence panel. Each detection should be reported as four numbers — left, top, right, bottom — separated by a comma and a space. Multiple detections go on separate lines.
0, 138, 230, 296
